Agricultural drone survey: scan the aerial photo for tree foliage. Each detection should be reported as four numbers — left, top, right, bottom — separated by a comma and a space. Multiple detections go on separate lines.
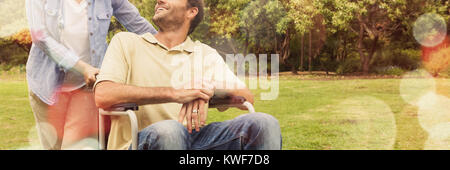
11, 29, 32, 52
1, 0, 449, 75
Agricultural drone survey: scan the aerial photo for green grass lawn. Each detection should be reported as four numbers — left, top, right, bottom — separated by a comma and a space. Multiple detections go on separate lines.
0, 77, 36, 149
1, 73, 449, 150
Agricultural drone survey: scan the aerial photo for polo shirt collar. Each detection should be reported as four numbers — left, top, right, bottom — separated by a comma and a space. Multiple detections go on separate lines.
141, 33, 195, 53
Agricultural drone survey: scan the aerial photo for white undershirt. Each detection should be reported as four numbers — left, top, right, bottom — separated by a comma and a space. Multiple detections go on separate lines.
60, 0, 91, 92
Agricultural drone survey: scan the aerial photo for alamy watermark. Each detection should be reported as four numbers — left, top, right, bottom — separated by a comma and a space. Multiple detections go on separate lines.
170, 45, 279, 100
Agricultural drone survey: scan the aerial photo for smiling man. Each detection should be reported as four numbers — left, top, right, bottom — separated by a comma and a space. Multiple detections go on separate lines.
94, 0, 282, 150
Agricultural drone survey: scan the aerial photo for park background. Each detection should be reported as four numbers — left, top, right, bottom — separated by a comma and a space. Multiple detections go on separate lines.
0, 0, 449, 150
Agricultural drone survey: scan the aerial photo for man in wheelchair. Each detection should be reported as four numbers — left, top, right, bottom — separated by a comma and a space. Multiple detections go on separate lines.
93, 0, 281, 150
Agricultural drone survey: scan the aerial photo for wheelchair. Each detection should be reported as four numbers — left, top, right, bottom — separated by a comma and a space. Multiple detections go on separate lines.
98, 90, 255, 150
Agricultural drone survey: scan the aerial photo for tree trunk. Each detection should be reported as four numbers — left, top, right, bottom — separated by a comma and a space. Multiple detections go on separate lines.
292, 54, 298, 74
227, 38, 237, 54
362, 36, 379, 74
292, 35, 298, 75
300, 34, 304, 71
284, 31, 294, 74
308, 31, 312, 72
244, 29, 249, 56
357, 23, 369, 75
277, 26, 293, 73
342, 37, 347, 60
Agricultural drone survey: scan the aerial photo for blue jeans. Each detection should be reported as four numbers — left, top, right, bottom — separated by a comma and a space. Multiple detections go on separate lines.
131, 113, 282, 150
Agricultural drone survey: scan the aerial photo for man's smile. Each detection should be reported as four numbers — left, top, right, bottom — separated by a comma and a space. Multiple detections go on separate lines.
155, 5, 169, 14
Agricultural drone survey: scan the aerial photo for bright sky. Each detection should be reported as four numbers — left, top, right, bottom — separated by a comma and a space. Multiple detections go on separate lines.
0, 0, 27, 38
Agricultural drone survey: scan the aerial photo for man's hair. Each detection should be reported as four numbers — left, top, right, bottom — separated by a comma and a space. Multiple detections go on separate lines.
186, 0, 204, 35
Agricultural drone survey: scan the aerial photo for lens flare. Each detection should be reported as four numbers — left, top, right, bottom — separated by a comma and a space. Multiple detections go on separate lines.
399, 69, 436, 106
413, 13, 447, 47
424, 122, 450, 150
329, 96, 396, 150
63, 138, 99, 150
37, 122, 58, 149
16, 125, 41, 150
25, 125, 43, 150
17, 123, 57, 150
417, 92, 450, 133
0, 0, 27, 37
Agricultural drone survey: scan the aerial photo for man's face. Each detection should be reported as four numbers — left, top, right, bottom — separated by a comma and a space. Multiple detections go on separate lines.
152, 0, 189, 30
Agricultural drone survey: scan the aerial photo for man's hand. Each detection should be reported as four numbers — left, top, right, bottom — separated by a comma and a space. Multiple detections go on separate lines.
177, 80, 215, 133
175, 88, 212, 133
178, 99, 208, 133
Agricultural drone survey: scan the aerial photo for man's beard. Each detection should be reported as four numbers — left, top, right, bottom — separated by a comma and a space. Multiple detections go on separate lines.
152, 11, 185, 32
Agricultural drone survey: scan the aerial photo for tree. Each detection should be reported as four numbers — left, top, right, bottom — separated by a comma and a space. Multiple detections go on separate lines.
318, 0, 450, 74
289, 0, 328, 73
338, 0, 405, 74
425, 46, 450, 77
207, 0, 251, 55
11, 29, 32, 52
210, 0, 294, 71
289, 0, 314, 72
107, 0, 450, 75
316, 0, 401, 74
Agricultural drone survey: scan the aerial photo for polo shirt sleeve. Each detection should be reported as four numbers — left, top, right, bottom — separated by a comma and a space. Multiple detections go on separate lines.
94, 33, 129, 90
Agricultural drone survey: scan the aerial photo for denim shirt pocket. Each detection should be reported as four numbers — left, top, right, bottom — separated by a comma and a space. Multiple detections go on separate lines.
97, 12, 112, 20
96, 11, 112, 37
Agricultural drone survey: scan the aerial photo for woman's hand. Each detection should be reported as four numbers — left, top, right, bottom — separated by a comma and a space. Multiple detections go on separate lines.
73, 61, 99, 88
83, 65, 99, 88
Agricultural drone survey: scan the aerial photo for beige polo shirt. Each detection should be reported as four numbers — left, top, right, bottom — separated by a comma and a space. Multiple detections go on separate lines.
95, 32, 245, 150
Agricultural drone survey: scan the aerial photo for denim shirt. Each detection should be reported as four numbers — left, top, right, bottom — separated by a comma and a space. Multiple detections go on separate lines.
25, 0, 157, 105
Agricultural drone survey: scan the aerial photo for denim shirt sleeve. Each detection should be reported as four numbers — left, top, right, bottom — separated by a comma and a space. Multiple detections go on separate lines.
25, 0, 80, 71
111, 0, 157, 35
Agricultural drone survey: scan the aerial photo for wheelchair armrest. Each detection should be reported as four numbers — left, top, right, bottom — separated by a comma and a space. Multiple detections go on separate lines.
102, 91, 248, 111
104, 103, 139, 112
99, 103, 139, 150
208, 90, 247, 108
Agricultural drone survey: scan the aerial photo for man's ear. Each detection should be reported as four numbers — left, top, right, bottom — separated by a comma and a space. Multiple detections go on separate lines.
187, 7, 199, 20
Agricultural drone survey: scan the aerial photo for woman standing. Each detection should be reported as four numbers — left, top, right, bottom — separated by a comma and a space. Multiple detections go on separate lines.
25, 0, 156, 149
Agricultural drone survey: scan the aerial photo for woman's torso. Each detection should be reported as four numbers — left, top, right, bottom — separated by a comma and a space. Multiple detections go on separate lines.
60, 0, 91, 91
26, 0, 114, 104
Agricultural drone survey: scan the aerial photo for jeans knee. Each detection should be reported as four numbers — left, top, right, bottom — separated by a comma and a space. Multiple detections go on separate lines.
239, 113, 282, 150
148, 120, 187, 137
138, 120, 189, 150
244, 113, 280, 129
